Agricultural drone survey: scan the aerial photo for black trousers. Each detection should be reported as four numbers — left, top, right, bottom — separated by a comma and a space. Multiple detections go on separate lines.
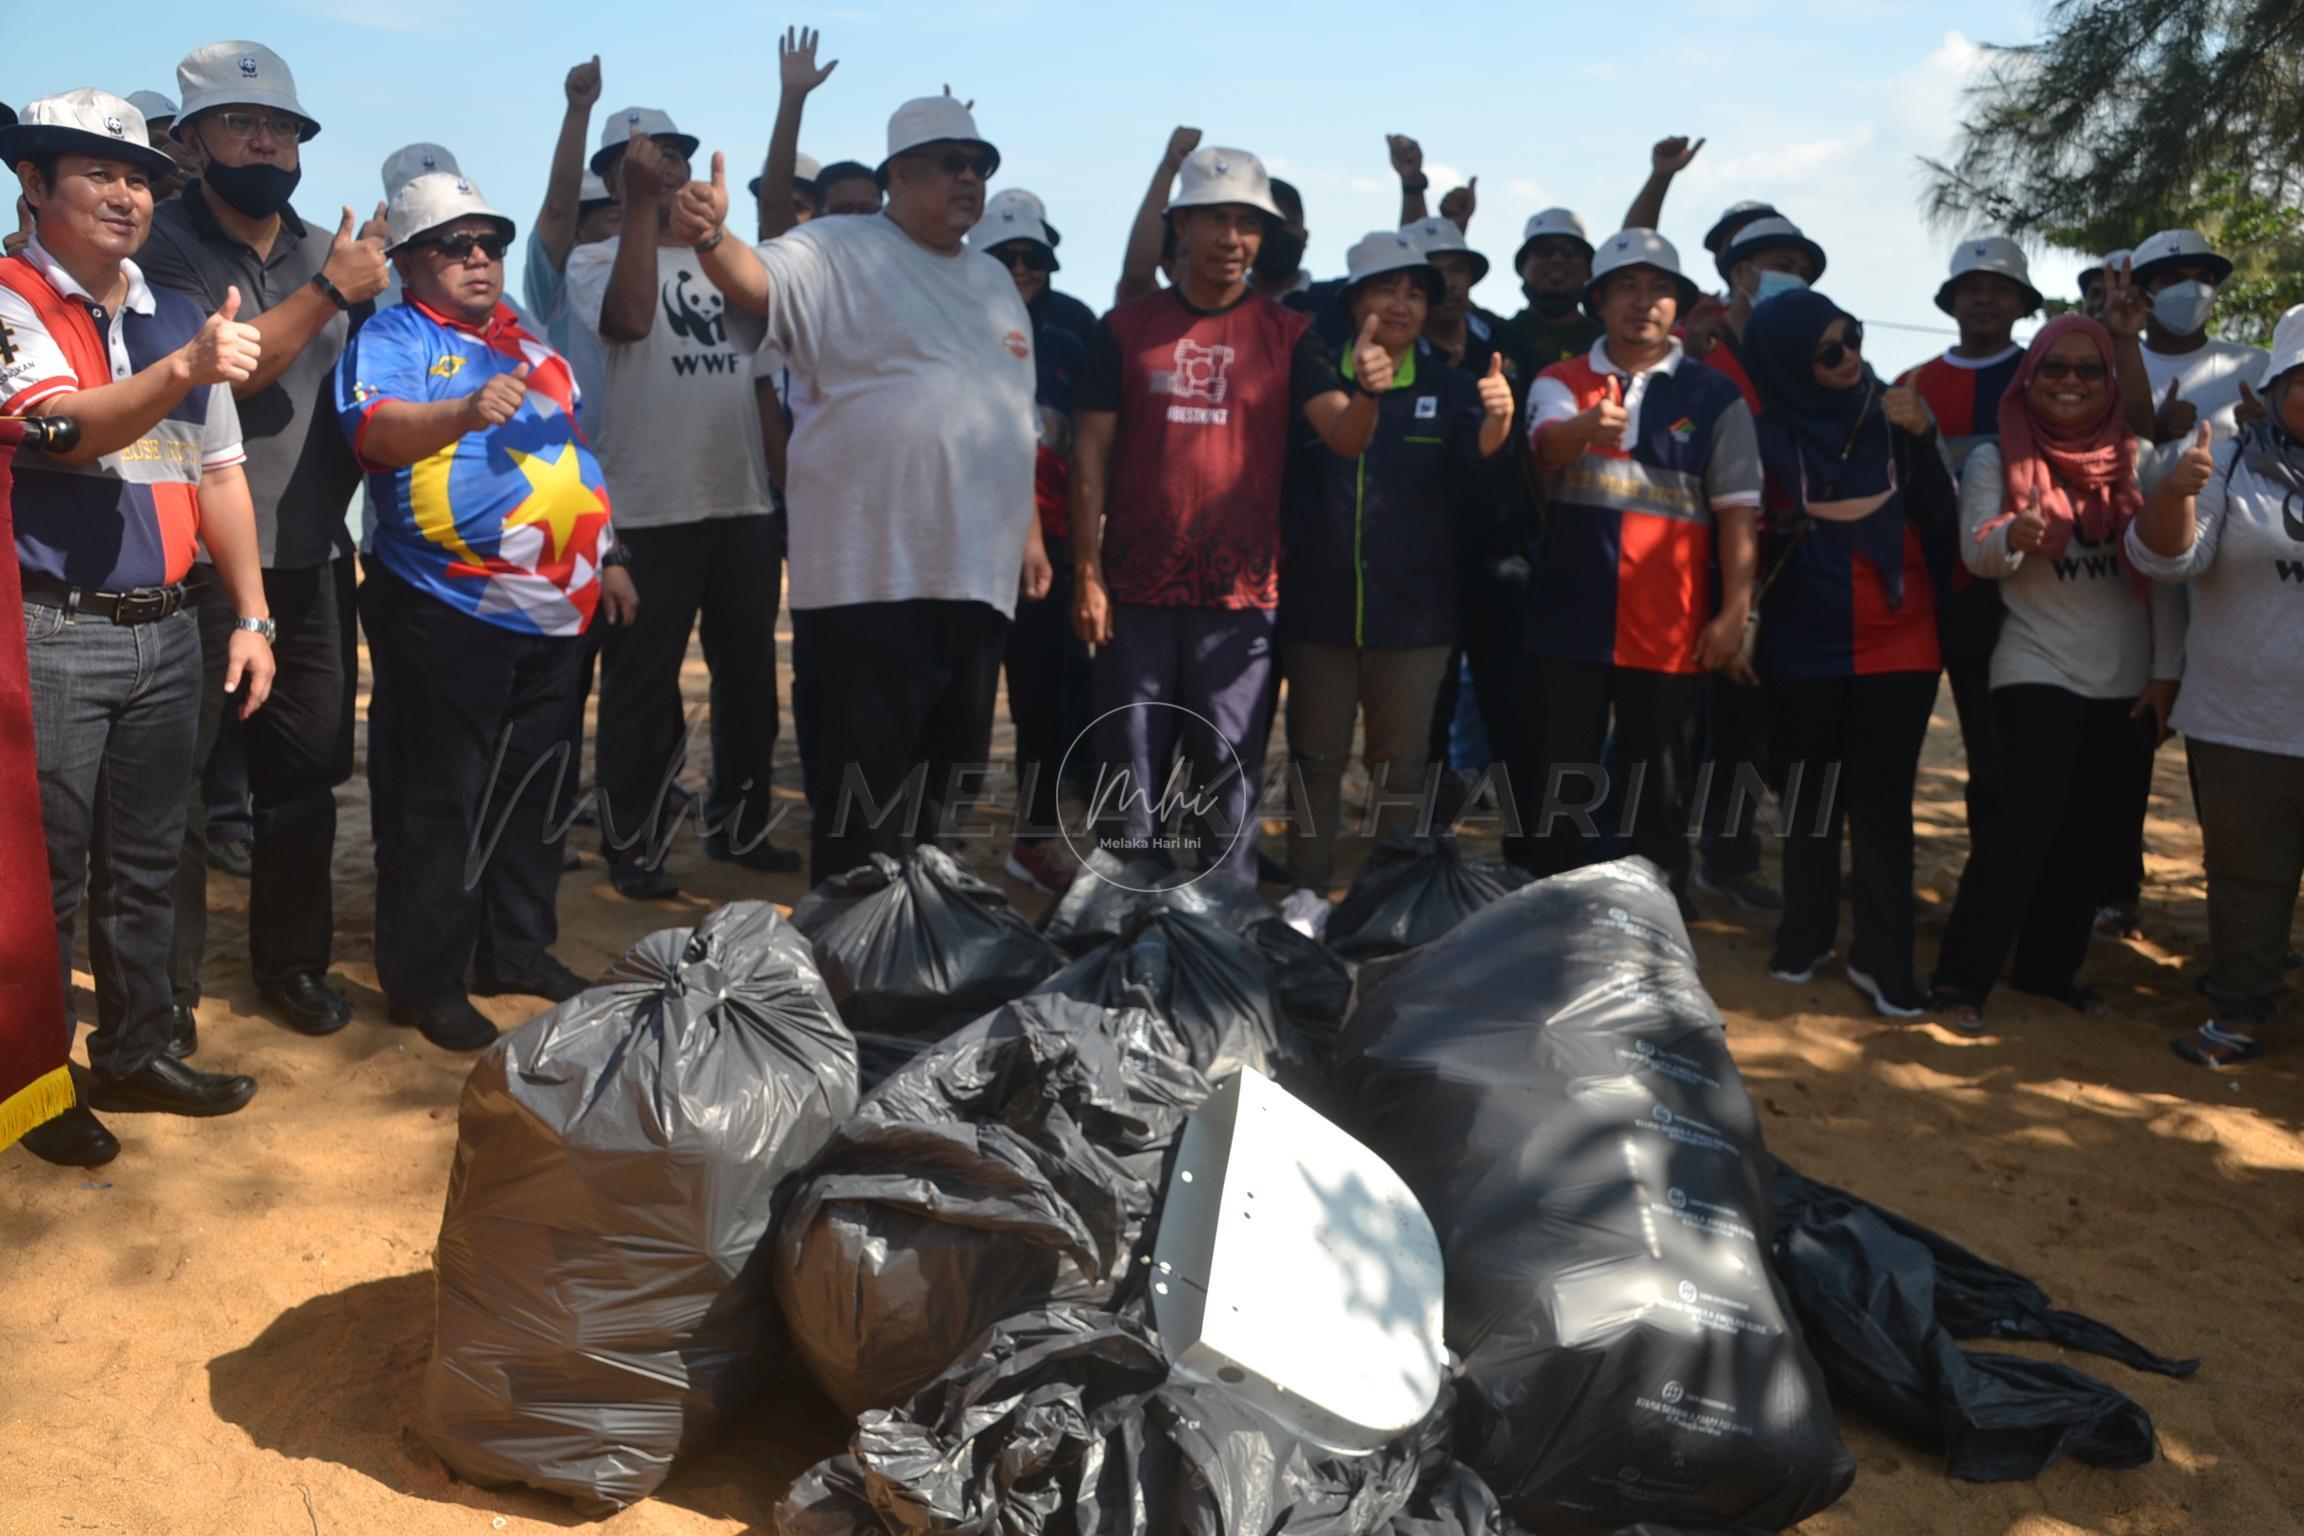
1514, 657, 1704, 890
793, 598, 1007, 886
1003, 534, 1089, 842
169, 557, 354, 1002
358, 566, 587, 1010
1767, 671, 1939, 988
1933, 684, 2152, 1004
1696, 672, 1772, 879
593, 517, 783, 864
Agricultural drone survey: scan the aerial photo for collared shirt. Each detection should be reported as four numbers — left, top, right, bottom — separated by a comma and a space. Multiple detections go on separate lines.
0, 238, 244, 588
338, 298, 611, 636
138, 184, 369, 569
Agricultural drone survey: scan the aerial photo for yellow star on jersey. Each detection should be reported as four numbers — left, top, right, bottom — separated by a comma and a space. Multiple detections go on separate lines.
502, 442, 605, 563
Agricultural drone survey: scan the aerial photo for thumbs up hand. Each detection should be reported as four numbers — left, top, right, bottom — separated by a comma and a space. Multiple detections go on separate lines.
2236, 379, 2269, 428
670, 150, 730, 247
2155, 376, 2197, 443
322, 202, 390, 304
1477, 350, 1514, 421
182, 284, 262, 386
1579, 375, 1630, 450
466, 362, 531, 429
1883, 382, 1930, 437
1353, 311, 1396, 395
2166, 419, 2218, 498
621, 121, 681, 202
2008, 483, 2050, 554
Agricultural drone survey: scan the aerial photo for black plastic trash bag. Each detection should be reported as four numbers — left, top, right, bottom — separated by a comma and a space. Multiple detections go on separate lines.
420, 901, 860, 1514
1324, 834, 1533, 961
774, 995, 1209, 1416
1768, 1163, 2197, 1482
1335, 858, 1854, 1533
792, 846, 1064, 1080
774, 1307, 1491, 1536
1033, 906, 1290, 1079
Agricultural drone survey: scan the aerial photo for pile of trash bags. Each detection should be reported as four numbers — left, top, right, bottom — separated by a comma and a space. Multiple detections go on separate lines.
415, 844, 2199, 1531
419, 902, 860, 1514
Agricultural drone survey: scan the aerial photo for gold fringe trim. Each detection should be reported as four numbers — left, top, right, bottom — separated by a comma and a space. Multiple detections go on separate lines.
0, 1064, 74, 1148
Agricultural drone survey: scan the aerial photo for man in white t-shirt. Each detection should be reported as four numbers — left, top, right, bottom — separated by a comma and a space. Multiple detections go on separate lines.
2132, 227, 2269, 443
673, 93, 1049, 885
565, 105, 795, 894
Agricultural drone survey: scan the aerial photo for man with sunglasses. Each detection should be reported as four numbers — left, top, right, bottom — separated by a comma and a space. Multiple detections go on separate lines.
337, 174, 634, 1051
139, 41, 388, 1049
670, 93, 1047, 885
565, 108, 791, 894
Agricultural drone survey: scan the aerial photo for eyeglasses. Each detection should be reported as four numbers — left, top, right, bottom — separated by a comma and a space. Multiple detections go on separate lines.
416, 230, 509, 262
911, 147, 996, 180
1814, 320, 1866, 369
204, 111, 304, 143
2035, 358, 2108, 383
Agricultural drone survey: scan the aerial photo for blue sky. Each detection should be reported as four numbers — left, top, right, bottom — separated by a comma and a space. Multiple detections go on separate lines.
5, 1, 2084, 376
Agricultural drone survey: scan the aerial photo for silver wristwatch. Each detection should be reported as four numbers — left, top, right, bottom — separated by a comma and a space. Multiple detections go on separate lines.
234, 615, 278, 642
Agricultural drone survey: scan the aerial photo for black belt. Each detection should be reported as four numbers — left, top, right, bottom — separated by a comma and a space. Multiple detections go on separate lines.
19, 574, 199, 625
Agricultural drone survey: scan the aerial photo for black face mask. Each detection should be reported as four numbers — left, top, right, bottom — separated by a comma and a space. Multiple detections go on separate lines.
1521, 278, 1581, 318
203, 159, 302, 219
1253, 226, 1306, 282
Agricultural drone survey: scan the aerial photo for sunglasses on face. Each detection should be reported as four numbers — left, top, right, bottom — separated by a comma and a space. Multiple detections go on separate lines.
912, 147, 996, 180
1814, 320, 1865, 369
2035, 358, 2108, 383
997, 244, 1053, 273
418, 230, 509, 262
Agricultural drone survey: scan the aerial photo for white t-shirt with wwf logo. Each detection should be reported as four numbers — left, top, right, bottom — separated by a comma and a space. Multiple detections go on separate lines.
566, 239, 771, 528
753, 212, 1037, 615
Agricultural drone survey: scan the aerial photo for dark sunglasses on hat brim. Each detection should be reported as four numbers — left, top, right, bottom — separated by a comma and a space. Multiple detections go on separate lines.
1813, 320, 1865, 368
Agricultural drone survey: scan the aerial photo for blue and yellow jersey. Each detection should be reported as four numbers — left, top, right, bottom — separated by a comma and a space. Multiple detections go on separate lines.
338, 300, 611, 636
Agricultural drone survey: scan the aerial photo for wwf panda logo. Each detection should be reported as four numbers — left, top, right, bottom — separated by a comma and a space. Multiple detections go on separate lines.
661, 268, 726, 346
239, 56, 260, 77
422, 152, 438, 169
104, 117, 125, 137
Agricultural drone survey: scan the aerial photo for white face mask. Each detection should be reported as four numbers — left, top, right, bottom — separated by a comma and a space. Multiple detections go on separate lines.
2151, 280, 2217, 335
1747, 267, 1808, 308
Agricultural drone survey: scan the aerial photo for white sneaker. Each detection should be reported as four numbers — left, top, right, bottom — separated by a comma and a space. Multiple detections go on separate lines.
1768, 955, 1821, 984
1847, 964, 1926, 1020
1281, 888, 1333, 942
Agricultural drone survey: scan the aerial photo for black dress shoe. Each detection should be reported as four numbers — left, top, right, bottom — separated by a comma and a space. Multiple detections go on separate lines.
165, 1004, 199, 1060
473, 955, 592, 1004
608, 857, 680, 901
260, 972, 354, 1036
17, 1105, 120, 1167
387, 997, 500, 1052
85, 1057, 258, 1117
703, 831, 802, 873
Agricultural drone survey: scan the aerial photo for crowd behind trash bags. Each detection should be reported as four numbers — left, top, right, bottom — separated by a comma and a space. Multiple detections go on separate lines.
417, 840, 2199, 1530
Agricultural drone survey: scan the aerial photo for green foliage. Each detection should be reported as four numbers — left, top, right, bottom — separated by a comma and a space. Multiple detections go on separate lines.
1926, 0, 2304, 340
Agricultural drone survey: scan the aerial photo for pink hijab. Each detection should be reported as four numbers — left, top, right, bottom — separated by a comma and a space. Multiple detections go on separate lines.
1979, 315, 2144, 564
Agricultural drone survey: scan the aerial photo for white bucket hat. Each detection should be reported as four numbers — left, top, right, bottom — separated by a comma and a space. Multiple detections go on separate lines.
986, 186, 1061, 246
1935, 234, 2042, 314
124, 91, 177, 130
2260, 303, 2304, 389
1344, 228, 1441, 298
1718, 215, 1828, 283
1514, 207, 1591, 269
749, 152, 823, 200
1703, 200, 1780, 256
2076, 248, 2131, 296
969, 199, 1059, 269
2132, 227, 2234, 287
1165, 145, 1282, 221
382, 142, 459, 200
590, 107, 699, 176
0, 88, 178, 180
1404, 216, 1489, 282
1582, 228, 1700, 319
880, 95, 999, 178
174, 41, 318, 141
579, 170, 612, 206
385, 172, 515, 254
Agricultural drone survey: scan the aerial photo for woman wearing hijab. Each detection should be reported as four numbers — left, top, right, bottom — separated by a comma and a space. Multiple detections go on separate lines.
1744, 290, 1958, 1018
1930, 316, 2186, 1033
2128, 304, 2304, 1067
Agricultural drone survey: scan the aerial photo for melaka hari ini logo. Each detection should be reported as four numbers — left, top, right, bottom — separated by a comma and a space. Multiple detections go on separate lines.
1053, 701, 1249, 894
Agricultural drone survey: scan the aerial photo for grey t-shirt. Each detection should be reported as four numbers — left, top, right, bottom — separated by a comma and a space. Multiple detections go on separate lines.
1959, 441, 2185, 699
137, 187, 367, 569
2125, 441, 2304, 756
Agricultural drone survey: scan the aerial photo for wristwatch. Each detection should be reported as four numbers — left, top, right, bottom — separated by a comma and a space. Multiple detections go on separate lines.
235, 614, 278, 642
309, 271, 351, 311
600, 542, 633, 569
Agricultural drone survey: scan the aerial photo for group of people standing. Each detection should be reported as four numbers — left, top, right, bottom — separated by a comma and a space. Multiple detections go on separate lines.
5, 29, 2297, 1171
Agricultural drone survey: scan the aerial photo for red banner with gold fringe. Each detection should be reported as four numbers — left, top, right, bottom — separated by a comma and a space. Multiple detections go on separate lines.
0, 417, 72, 1148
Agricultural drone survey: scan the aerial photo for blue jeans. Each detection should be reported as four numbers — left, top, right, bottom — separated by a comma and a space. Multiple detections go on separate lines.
23, 599, 201, 1076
